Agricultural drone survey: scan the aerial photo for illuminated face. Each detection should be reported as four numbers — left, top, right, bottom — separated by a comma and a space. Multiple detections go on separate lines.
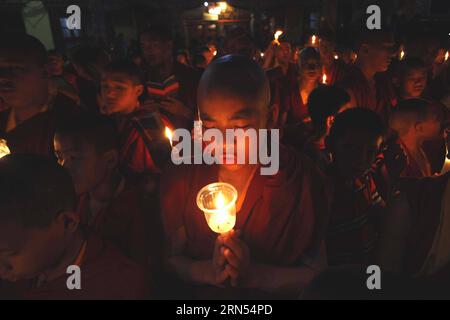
100, 72, 142, 115
198, 91, 270, 172
331, 131, 382, 179
0, 220, 67, 282
0, 51, 48, 110
402, 68, 427, 98
300, 57, 321, 82
54, 135, 111, 195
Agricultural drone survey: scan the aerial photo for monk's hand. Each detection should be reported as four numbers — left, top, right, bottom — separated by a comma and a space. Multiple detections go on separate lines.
160, 97, 193, 118
211, 234, 229, 287
222, 230, 250, 287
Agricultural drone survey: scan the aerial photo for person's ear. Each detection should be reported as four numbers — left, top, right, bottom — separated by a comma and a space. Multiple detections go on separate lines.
103, 149, 119, 170
414, 121, 424, 134
56, 210, 79, 233
135, 84, 144, 98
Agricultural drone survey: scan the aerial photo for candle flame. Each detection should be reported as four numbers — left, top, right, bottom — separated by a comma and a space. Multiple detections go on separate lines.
215, 191, 226, 208
165, 126, 173, 147
334, 54, 339, 60
322, 73, 327, 84
311, 35, 317, 45
213, 50, 217, 56
274, 30, 283, 41
445, 51, 449, 62
0, 139, 10, 159
400, 50, 405, 60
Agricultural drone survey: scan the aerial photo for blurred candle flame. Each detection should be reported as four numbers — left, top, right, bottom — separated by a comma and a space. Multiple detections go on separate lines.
165, 126, 173, 147
322, 73, 327, 84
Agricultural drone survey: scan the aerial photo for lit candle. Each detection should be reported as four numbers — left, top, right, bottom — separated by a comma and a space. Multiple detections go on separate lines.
196, 182, 238, 234
273, 30, 283, 45
400, 50, 405, 60
445, 51, 449, 62
260, 52, 265, 58
165, 126, 173, 147
322, 73, 327, 84
311, 35, 317, 45
0, 139, 10, 159
334, 54, 339, 60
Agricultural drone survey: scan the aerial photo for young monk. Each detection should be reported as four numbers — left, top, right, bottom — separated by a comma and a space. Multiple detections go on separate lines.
325, 108, 387, 267
0, 154, 149, 299
389, 99, 443, 178
393, 57, 428, 100
337, 30, 396, 123
53, 113, 158, 268
0, 33, 79, 155
160, 55, 329, 299
99, 60, 172, 189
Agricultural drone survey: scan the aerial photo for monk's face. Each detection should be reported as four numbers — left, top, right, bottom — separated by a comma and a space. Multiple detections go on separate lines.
0, 50, 49, 110
100, 72, 143, 115
361, 39, 395, 72
275, 42, 292, 65
198, 91, 270, 172
402, 68, 427, 98
54, 135, 115, 195
331, 131, 382, 179
140, 35, 172, 67
300, 57, 321, 82
0, 215, 76, 282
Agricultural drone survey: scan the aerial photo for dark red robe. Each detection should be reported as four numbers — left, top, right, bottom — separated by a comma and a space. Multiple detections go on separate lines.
160, 145, 330, 298
0, 93, 79, 156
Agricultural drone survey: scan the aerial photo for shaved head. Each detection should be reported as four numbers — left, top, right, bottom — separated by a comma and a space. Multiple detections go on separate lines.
198, 55, 271, 113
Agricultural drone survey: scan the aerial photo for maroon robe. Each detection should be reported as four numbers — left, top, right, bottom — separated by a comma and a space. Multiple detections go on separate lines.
160, 145, 330, 298
0, 236, 150, 300
0, 93, 79, 156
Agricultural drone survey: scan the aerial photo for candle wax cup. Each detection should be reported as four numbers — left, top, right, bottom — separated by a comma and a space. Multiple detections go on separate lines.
196, 182, 238, 234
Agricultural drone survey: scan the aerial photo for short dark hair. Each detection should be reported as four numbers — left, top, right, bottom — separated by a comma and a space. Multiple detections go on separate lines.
140, 25, 173, 42
0, 33, 47, 66
103, 59, 143, 84
298, 47, 321, 65
55, 112, 119, 154
308, 86, 350, 136
328, 108, 386, 146
0, 154, 76, 228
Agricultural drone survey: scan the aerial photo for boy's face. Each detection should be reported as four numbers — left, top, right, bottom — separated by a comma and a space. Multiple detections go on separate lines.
198, 91, 270, 172
0, 51, 49, 110
276, 42, 291, 65
331, 131, 382, 179
402, 68, 427, 98
48, 54, 64, 76
0, 218, 70, 282
300, 57, 321, 82
54, 134, 113, 195
140, 35, 172, 67
362, 39, 395, 72
100, 72, 143, 115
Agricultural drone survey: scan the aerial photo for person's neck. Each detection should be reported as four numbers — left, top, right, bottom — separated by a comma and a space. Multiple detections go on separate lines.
14, 92, 49, 123
355, 58, 377, 83
400, 133, 423, 153
300, 77, 317, 92
218, 165, 258, 189
89, 170, 122, 204
40, 231, 85, 282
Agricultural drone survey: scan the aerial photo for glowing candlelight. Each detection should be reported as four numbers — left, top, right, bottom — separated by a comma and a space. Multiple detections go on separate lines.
196, 182, 238, 234
322, 73, 327, 84
273, 30, 283, 45
260, 52, 265, 58
213, 50, 217, 56
334, 54, 339, 60
0, 139, 10, 159
311, 35, 317, 45
165, 126, 173, 147
445, 51, 449, 62
400, 50, 405, 60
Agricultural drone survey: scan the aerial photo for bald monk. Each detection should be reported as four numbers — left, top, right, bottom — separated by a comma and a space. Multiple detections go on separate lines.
0, 33, 79, 156
0, 154, 149, 299
389, 99, 443, 178
160, 55, 329, 299
378, 172, 450, 298
337, 30, 397, 123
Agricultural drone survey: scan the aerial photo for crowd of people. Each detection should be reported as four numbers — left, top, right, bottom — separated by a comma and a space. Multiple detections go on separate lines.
0, 23, 449, 299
